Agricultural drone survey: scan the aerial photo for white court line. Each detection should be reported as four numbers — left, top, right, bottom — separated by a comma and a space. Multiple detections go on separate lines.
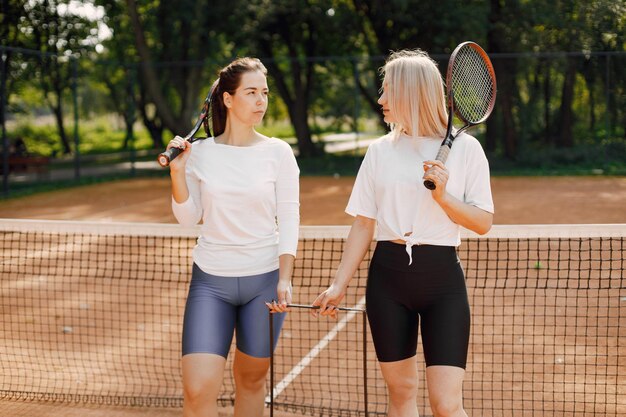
265, 295, 366, 403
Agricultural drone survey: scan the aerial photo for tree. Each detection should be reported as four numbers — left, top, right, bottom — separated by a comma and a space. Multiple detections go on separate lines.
553, 0, 625, 146
350, 0, 489, 132
486, 0, 523, 159
18, 0, 98, 155
234, 0, 364, 157
0, 0, 28, 107
509, 0, 625, 152
119, 0, 232, 147
1, 0, 28, 159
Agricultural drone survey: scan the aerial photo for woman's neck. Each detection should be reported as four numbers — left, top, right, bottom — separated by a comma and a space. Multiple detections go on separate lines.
216, 124, 261, 146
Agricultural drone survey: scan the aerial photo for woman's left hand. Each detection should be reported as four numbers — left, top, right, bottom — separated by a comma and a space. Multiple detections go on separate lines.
423, 159, 449, 198
266, 281, 292, 313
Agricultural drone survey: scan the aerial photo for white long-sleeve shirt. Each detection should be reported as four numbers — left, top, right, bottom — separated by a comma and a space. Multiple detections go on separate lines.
346, 132, 494, 260
172, 137, 300, 276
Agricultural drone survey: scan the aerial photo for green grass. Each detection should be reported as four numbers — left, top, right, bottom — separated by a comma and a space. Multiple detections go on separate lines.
257, 120, 296, 139
487, 139, 626, 176
7, 115, 157, 157
3, 115, 624, 199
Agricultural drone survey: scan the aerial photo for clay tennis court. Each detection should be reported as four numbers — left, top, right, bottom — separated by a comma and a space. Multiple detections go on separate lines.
1, 176, 624, 417
0, 175, 624, 224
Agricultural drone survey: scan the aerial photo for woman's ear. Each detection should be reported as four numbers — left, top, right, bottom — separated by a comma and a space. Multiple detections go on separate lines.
223, 92, 232, 108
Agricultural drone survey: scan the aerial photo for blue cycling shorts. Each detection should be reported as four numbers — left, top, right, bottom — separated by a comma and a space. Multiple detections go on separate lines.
182, 264, 286, 358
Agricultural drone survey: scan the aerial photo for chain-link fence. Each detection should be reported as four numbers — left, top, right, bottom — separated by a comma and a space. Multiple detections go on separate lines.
1, 46, 624, 196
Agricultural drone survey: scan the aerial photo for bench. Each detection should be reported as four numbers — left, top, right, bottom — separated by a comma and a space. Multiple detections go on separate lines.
1, 155, 51, 176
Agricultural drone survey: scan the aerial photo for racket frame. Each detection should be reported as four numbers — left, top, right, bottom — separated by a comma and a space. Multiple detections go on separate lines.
157, 82, 217, 167
423, 41, 497, 190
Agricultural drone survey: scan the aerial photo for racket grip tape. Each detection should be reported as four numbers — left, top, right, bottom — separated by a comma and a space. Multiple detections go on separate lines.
423, 144, 451, 190
157, 147, 183, 167
435, 143, 451, 163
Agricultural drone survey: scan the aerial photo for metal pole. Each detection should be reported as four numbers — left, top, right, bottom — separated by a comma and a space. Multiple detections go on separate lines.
605, 54, 611, 142
363, 310, 368, 417
1, 51, 9, 197
127, 65, 136, 176
72, 57, 80, 180
353, 60, 361, 162
269, 308, 274, 417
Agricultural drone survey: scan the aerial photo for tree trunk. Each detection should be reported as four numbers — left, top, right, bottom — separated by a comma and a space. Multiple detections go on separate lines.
351, 1, 393, 134
490, 57, 517, 159
485, 115, 498, 153
125, 0, 180, 134
583, 61, 596, 133
558, 58, 576, 147
487, 0, 517, 159
52, 99, 70, 154
141, 110, 163, 150
607, 56, 620, 138
543, 62, 552, 144
500, 87, 516, 159
137, 81, 163, 148
260, 43, 319, 157
290, 99, 316, 157
356, 69, 386, 132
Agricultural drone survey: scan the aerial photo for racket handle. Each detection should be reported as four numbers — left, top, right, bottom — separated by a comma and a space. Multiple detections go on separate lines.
157, 147, 183, 168
423, 144, 451, 190
423, 179, 437, 190
434, 142, 452, 163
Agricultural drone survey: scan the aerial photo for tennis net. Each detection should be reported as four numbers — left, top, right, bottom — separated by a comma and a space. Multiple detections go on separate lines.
0, 220, 624, 416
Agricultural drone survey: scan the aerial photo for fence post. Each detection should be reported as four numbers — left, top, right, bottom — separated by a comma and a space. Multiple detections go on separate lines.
72, 57, 80, 180
352, 60, 360, 159
1, 50, 9, 197
605, 54, 611, 143
127, 65, 136, 177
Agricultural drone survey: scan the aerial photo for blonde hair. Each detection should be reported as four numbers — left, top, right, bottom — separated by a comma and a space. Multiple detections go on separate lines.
381, 49, 448, 138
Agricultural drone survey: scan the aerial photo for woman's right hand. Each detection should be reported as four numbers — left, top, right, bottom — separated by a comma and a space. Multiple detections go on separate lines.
166, 135, 191, 171
310, 283, 346, 319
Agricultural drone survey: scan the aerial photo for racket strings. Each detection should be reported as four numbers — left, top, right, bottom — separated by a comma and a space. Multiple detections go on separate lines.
202, 101, 214, 137
450, 47, 496, 124
201, 79, 220, 138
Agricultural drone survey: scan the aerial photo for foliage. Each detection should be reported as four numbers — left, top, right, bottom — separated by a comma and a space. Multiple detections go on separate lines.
228, 0, 367, 156
14, 1, 100, 154
8, 115, 154, 157
488, 137, 626, 176
1, 0, 625, 172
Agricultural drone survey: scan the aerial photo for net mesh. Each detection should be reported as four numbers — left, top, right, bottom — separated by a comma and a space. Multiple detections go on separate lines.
1, 220, 624, 417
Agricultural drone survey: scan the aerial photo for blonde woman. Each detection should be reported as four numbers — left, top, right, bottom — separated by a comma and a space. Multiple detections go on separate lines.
167, 57, 299, 417
312, 49, 494, 417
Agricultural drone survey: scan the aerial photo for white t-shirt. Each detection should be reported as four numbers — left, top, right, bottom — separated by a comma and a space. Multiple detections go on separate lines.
172, 137, 300, 277
346, 132, 494, 260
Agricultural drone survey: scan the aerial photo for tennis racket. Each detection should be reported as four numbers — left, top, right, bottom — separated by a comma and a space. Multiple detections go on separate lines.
157, 80, 218, 167
423, 41, 497, 190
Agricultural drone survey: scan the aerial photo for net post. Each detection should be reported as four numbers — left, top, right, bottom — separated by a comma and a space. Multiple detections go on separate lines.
269, 308, 274, 417
363, 309, 368, 417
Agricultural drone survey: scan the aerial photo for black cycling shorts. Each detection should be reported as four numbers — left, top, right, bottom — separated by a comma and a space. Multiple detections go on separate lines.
366, 241, 470, 368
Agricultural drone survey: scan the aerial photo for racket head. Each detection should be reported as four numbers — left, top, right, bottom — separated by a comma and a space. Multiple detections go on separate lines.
446, 41, 497, 126
186, 78, 218, 141
157, 79, 219, 167
200, 78, 220, 138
